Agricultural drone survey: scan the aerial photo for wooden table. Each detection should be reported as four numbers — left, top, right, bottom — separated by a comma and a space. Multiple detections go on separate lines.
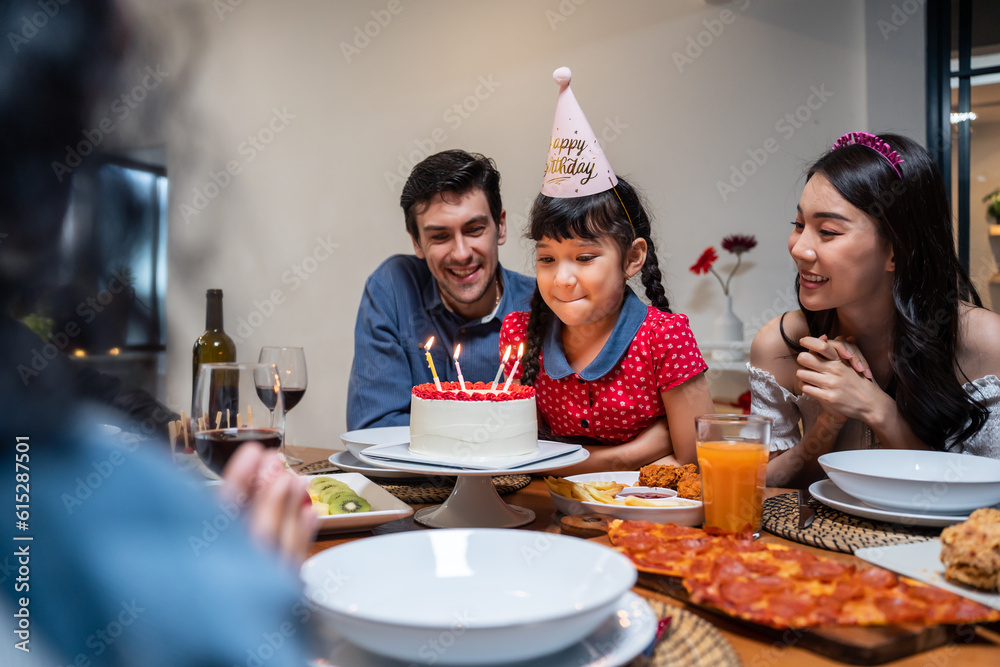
291, 446, 1000, 666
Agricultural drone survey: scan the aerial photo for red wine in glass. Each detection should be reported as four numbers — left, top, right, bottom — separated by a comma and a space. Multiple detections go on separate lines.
194, 427, 281, 475
258, 347, 307, 465
282, 387, 306, 412
255, 385, 306, 413
193, 362, 285, 477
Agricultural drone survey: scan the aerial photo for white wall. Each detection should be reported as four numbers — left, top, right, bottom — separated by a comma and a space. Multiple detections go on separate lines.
865, 0, 926, 139
125, 0, 926, 449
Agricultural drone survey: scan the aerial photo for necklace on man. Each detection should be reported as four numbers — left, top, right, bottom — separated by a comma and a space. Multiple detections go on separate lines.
491, 284, 502, 311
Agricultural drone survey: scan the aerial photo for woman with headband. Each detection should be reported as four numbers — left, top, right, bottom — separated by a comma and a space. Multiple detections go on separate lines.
749, 132, 1000, 487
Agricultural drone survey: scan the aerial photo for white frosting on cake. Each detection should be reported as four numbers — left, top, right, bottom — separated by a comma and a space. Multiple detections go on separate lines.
409, 389, 538, 460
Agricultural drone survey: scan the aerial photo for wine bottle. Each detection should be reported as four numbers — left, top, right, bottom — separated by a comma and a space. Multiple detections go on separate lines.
192, 289, 237, 415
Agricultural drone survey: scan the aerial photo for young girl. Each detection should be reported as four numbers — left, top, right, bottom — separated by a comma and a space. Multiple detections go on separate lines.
500, 176, 715, 473
750, 132, 1000, 488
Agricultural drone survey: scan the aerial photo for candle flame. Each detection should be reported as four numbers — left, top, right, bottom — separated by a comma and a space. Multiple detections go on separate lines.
453, 344, 461, 360
517, 342, 524, 359
502, 345, 512, 363
424, 336, 434, 351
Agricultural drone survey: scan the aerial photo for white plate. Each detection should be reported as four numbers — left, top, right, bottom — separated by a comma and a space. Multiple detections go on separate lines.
309, 591, 655, 667
809, 479, 970, 528
358, 443, 589, 476
340, 426, 409, 458
361, 440, 582, 471
549, 471, 704, 526
308, 473, 413, 534
328, 451, 432, 480
855, 540, 1000, 611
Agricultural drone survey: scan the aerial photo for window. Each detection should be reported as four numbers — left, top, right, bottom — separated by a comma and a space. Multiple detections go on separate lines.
927, 0, 1000, 307
19, 152, 168, 398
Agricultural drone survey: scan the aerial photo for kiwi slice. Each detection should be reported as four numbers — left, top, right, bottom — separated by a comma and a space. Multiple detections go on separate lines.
325, 492, 371, 514
309, 477, 350, 496
319, 483, 355, 505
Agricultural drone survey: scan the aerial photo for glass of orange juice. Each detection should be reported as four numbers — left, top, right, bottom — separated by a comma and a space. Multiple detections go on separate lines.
696, 414, 772, 537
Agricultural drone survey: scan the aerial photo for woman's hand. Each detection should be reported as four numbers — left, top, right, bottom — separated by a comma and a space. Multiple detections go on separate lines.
802, 334, 873, 379
221, 443, 318, 566
796, 336, 883, 423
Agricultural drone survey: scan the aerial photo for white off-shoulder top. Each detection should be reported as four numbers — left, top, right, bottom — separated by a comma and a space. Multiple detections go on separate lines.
748, 365, 1000, 459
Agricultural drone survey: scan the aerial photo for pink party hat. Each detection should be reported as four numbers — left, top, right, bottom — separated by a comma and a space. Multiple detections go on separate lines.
541, 67, 618, 198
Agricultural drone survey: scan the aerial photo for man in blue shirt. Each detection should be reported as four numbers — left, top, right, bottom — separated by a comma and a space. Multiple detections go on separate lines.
347, 150, 535, 429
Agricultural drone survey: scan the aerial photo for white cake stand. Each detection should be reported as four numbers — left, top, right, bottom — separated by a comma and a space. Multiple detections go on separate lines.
357, 445, 589, 529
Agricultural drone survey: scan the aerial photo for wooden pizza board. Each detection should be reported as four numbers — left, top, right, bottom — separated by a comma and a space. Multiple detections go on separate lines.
634, 570, 963, 666
574, 514, 981, 666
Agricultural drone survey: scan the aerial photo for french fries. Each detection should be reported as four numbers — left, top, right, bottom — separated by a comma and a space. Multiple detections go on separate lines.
544, 477, 695, 507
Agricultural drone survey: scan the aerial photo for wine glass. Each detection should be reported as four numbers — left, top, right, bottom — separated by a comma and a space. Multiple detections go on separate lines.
258, 346, 307, 465
192, 362, 285, 477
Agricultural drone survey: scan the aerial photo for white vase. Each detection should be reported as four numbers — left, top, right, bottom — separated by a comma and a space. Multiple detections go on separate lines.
712, 294, 744, 362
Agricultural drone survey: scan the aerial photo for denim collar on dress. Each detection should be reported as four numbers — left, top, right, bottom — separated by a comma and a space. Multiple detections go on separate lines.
542, 288, 647, 381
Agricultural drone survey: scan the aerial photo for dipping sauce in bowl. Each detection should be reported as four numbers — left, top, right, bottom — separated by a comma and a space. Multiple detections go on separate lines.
615, 486, 677, 500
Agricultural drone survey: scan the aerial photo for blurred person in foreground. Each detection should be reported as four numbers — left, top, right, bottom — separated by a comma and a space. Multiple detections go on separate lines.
0, 1, 317, 665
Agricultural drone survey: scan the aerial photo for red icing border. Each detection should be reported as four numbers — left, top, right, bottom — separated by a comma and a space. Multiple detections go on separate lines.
412, 381, 535, 401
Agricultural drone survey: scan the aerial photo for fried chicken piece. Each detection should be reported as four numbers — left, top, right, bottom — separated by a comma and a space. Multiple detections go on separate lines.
675, 474, 702, 500
638, 463, 697, 489
940, 507, 1000, 591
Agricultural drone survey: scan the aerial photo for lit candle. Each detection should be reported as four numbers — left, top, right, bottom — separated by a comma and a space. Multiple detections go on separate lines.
424, 336, 443, 392
490, 345, 512, 391
453, 344, 469, 393
502, 343, 524, 393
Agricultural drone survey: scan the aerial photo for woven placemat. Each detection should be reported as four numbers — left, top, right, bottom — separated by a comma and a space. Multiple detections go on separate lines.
375, 474, 532, 504
762, 492, 940, 554
628, 600, 741, 667
296, 459, 340, 475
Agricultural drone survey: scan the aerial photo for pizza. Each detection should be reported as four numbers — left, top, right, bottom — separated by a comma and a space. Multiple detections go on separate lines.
608, 519, 1000, 629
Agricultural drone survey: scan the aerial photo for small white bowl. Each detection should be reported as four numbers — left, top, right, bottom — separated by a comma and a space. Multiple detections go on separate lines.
548, 472, 703, 525
300, 528, 636, 665
819, 450, 1000, 514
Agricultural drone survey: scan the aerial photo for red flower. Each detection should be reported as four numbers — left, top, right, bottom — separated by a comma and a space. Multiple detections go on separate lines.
689, 247, 718, 275
721, 234, 758, 255
737, 390, 752, 414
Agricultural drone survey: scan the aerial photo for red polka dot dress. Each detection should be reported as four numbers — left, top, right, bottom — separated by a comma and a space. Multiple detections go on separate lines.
500, 290, 708, 445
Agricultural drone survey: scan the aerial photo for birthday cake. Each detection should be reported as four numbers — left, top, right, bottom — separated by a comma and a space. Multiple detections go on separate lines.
409, 382, 538, 461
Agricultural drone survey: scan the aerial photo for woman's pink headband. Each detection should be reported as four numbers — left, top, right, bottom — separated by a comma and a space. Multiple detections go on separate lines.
830, 132, 904, 178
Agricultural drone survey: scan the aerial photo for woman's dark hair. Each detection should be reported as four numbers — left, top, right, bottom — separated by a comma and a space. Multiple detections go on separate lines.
399, 150, 502, 241
520, 176, 669, 385
781, 133, 986, 448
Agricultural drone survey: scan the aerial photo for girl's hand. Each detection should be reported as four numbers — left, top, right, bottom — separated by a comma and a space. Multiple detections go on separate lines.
795, 346, 882, 424
221, 443, 318, 566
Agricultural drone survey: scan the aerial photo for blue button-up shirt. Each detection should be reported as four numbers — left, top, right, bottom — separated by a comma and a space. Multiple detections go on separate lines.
347, 254, 535, 430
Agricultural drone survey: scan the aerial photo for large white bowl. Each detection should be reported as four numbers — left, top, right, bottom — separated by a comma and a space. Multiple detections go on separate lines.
819, 450, 1000, 514
300, 529, 636, 665
549, 471, 704, 526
